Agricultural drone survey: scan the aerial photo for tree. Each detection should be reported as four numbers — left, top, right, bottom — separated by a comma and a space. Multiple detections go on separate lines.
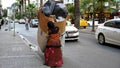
80, 0, 115, 31
74, 0, 80, 28
67, 4, 74, 19
3, 9, 7, 17
0, 4, 2, 7
24, 0, 26, 12
40, 0, 43, 7
26, 4, 37, 19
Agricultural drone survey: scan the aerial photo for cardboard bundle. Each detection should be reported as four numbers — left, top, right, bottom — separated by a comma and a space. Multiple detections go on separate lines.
38, 8, 69, 35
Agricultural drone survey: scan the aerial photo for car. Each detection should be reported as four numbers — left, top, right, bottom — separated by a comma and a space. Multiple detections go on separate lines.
80, 19, 88, 28
87, 20, 99, 27
19, 19, 25, 24
14, 19, 19, 23
95, 19, 120, 46
30, 19, 38, 27
65, 21, 79, 41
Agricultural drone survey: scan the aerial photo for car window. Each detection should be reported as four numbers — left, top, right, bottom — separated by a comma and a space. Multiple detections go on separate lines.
66, 21, 71, 26
115, 21, 120, 29
104, 21, 115, 28
34, 19, 38, 22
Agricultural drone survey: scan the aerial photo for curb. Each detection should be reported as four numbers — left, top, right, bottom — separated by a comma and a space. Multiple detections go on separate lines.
18, 34, 50, 68
19, 34, 39, 52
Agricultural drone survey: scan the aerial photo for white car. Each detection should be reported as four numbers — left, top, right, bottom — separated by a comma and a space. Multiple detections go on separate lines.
95, 19, 120, 46
30, 19, 38, 27
87, 20, 99, 27
65, 21, 79, 41
19, 19, 25, 24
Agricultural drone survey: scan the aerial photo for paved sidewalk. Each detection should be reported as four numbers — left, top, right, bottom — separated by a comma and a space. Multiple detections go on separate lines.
0, 31, 49, 68
79, 27, 96, 35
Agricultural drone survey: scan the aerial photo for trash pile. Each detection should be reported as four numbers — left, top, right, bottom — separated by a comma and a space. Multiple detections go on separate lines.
42, 0, 68, 22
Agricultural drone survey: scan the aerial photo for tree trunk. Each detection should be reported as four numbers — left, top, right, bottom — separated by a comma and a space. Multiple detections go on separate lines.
27, 0, 30, 20
74, 0, 80, 28
20, 0, 24, 17
40, 0, 43, 7
18, 0, 22, 18
25, 0, 26, 12
28, 0, 30, 5
92, 0, 95, 31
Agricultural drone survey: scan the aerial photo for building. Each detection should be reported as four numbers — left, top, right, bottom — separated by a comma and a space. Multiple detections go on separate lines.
7, 7, 12, 17
64, 0, 74, 4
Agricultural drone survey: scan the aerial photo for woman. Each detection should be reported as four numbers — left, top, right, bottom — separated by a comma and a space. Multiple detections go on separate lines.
25, 17, 29, 30
44, 21, 63, 68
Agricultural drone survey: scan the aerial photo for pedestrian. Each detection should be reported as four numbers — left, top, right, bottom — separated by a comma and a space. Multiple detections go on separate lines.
0, 19, 4, 29
44, 21, 63, 68
0, 19, 1, 29
25, 17, 29, 30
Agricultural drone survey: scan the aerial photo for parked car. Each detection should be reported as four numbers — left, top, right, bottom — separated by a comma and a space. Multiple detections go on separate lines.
95, 19, 120, 46
30, 19, 38, 27
65, 21, 79, 41
14, 19, 19, 23
18, 19, 25, 24
87, 20, 99, 27
80, 19, 88, 28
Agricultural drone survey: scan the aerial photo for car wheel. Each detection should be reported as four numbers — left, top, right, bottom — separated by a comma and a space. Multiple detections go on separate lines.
31, 24, 34, 27
88, 23, 90, 27
98, 34, 105, 45
83, 26, 86, 28
30, 24, 32, 27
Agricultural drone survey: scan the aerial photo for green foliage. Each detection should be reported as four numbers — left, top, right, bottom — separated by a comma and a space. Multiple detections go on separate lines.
80, 0, 117, 14
15, 12, 21, 19
67, 4, 74, 19
27, 4, 36, 10
0, 4, 2, 19
67, 4, 74, 13
26, 4, 37, 18
2, 9, 7, 17
0, 4, 2, 7
0, 15, 2, 19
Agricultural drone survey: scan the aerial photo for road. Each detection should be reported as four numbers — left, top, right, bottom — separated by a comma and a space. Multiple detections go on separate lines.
14, 23, 38, 46
14, 23, 120, 68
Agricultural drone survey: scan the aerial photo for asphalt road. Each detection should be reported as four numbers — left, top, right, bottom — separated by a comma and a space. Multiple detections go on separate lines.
15, 23, 120, 68
14, 23, 38, 46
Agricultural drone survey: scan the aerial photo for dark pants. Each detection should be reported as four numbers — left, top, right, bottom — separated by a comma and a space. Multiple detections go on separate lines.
0, 25, 1, 29
25, 24, 29, 30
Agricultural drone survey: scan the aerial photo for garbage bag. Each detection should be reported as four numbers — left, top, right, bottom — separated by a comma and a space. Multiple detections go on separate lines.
42, 0, 55, 17
52, 3, 68, 19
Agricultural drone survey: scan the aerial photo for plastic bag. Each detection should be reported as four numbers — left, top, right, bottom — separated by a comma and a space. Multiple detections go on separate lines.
42, 0, 55, 17
52, 3, 68, 19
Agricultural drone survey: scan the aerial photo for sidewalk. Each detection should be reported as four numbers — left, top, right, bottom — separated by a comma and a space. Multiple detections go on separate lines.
0, 31, 49, 68
79, 27, 96, 35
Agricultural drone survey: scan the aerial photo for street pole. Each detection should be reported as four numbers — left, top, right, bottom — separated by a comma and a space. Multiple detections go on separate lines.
92, 0, 95, 32
13, 9, 15, 36
8, 18, 11, 31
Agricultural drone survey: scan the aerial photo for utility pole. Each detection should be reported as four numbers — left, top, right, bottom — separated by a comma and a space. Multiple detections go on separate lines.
92, 0, 95, 31
12, 3, 18, 36
13, 9, 15, 36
